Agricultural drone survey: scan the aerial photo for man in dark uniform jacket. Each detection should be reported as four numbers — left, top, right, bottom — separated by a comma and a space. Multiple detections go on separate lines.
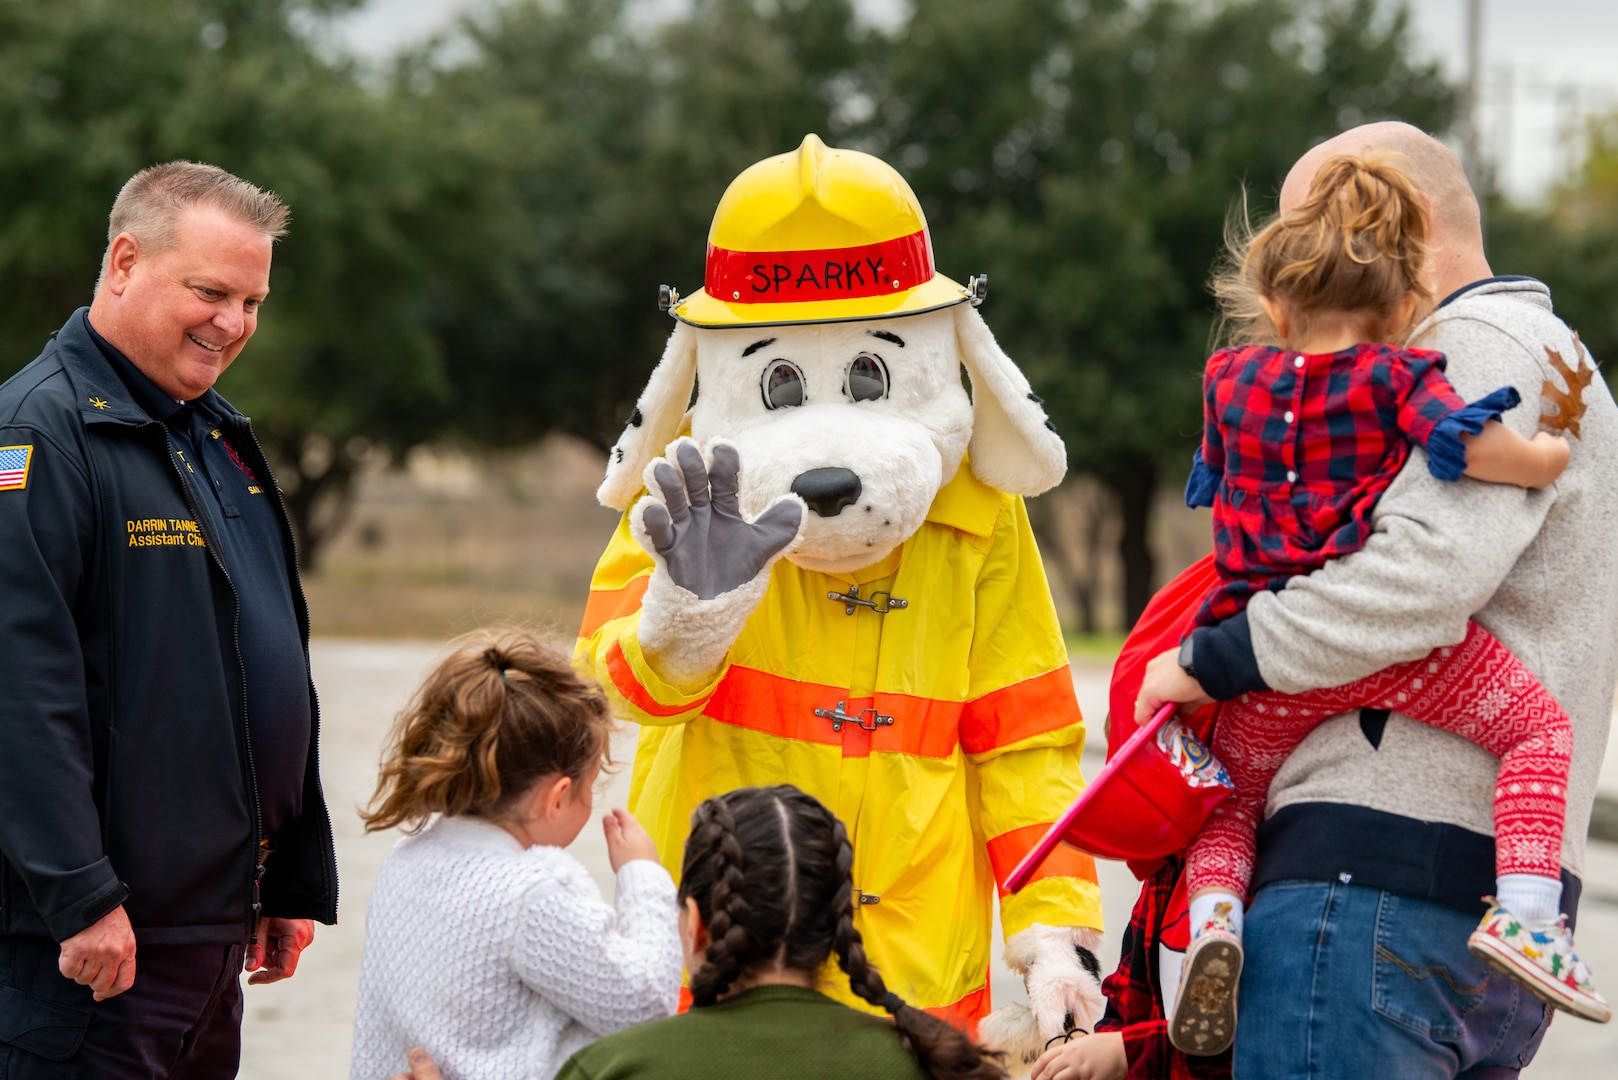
0, 162, 337, 1078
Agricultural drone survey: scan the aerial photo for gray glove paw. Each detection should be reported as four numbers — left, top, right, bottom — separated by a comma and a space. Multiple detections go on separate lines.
639, 441, 803, 600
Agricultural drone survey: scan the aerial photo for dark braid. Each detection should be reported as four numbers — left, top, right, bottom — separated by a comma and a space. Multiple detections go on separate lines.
825, 816, 1006, 1080
679, 787, 1006, 1080
827, 817, 886, 1004
684, 799, 754, 1005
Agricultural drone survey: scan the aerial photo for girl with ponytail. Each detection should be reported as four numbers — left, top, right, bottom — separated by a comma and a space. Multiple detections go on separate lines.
555, 785, 1007, 1080
1129, 150, 1606, 1060
350, 629, 683, 1080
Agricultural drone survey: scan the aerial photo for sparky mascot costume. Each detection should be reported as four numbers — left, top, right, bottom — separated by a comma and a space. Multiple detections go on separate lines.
577, 135, 1104, 1053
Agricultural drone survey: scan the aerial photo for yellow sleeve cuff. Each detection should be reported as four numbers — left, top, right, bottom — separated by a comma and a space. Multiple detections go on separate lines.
603, 618, 726, 726
1001, 875, 1104, 941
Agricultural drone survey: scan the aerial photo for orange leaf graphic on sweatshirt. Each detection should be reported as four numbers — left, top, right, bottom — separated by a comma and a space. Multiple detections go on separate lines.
1541, 333, 1595, 440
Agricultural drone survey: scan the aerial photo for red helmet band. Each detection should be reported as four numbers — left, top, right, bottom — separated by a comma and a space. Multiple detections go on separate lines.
705, 229, 934, 304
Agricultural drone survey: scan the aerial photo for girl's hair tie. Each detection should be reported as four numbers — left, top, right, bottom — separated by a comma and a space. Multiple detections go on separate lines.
881, 991, 905, 1015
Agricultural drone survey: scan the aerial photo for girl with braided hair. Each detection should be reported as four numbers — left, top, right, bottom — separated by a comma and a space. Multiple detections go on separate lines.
553, 785, 1007, 1080
350, 629, 683, 1080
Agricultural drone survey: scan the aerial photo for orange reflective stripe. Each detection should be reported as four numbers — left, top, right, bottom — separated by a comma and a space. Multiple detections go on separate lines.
960, 665, 1081, 755
604, 639, 698, 719
921, 979, 991, 1038
707, 665, 963, 758
986, 821, 1098, 898
580, 576, 650, 638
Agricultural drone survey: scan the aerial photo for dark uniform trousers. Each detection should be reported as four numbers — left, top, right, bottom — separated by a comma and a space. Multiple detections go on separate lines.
0, 935, 246, 1079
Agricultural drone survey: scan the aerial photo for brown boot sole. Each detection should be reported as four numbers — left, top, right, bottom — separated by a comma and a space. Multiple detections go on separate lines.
1169, 933, 1243, 1056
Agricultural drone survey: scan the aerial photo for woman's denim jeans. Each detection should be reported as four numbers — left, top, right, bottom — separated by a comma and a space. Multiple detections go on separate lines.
1234, 881, 1552, 1078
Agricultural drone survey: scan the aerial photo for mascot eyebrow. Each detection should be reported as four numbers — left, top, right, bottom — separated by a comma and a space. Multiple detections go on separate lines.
868, 330, 906, 347
741, 338, 777, 357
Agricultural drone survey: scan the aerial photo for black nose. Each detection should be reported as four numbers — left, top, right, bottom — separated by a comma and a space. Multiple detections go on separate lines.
791, 468, 863, 517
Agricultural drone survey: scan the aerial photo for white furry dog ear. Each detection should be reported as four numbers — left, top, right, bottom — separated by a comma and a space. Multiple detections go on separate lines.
597, 321, 698, 511
955, 304, 1068, 496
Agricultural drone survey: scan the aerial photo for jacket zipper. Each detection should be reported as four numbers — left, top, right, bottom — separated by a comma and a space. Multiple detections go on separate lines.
240, 416, 339, 922
152, 420, 264, 936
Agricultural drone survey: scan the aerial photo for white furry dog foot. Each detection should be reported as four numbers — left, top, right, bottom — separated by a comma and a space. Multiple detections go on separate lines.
978, 1001, 1043, 1076
980, 925, 1106, 1076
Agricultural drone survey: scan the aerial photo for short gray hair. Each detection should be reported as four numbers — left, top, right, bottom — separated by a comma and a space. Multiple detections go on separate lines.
97, 161, 289, 288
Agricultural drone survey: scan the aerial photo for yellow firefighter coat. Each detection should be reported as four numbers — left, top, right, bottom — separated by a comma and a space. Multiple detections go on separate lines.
575, 462, 1101, 1031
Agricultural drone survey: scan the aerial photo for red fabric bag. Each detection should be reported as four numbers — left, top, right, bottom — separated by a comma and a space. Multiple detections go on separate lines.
1006, 556, 1231, 891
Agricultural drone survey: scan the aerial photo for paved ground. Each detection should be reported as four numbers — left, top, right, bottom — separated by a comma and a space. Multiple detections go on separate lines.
240, 641, 1618, 1078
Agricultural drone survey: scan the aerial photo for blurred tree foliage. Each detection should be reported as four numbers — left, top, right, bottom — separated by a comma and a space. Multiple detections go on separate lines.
410, 0, 870, 449
868, 0, 1452, 625
0, 0, 1454, 614
1488, 114, 1618, 372
423, 0, 1453, 625
0, 0, 475, 565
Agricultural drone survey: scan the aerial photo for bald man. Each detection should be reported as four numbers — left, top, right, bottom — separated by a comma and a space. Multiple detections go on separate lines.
1156, 123, 1618, 1075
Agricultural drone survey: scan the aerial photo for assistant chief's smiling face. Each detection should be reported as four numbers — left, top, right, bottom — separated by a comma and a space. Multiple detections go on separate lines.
106, 204, 273, 401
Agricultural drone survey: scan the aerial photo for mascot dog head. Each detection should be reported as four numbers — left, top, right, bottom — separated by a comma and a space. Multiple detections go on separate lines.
598, 134, 1065, 574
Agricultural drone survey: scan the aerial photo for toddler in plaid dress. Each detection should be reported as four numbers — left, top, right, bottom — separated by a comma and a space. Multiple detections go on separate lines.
1157, 152, 1608, 1056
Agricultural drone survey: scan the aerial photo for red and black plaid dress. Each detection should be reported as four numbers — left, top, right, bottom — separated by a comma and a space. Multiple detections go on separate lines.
1182, 346, 1572, 898
1095, 855, 1232, 1079
1187, 342, 1518, 626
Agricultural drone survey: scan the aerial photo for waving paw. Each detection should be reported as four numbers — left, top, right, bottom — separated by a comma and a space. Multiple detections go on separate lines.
631, 439, 804, 688
637, 440, 803, 599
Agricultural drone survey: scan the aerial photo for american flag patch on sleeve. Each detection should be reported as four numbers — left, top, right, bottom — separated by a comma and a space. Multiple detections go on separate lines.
0, 445, 33, 491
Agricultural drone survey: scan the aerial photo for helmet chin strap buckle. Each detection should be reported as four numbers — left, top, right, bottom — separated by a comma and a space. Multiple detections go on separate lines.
814, 700, 895, 733
826, 584, 909, 616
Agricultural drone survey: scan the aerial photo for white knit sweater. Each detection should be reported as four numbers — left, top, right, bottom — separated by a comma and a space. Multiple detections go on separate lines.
349, 815, 682, 1080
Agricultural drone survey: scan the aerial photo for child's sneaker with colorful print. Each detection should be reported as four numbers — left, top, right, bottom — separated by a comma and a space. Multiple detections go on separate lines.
1468, 897, 1611, 1023
1169, 902, 1244, 1055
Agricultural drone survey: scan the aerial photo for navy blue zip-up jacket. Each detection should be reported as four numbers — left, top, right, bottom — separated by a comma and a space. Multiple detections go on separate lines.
0, 310, 337, 946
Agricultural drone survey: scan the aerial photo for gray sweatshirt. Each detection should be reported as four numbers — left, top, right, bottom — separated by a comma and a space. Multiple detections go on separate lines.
1200, 278, 1618, 911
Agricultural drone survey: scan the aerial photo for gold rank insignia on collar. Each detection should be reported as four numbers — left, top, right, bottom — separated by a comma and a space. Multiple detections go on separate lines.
89, 396, 110, 410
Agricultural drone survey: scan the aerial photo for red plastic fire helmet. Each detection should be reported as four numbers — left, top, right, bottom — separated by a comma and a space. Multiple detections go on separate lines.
1006, 555, 1232, 891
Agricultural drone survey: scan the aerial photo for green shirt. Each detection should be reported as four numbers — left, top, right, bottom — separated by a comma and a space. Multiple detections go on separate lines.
555, 984, 927, 1080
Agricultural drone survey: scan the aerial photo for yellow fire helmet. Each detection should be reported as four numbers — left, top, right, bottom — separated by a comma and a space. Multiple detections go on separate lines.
669, 133, 981, 328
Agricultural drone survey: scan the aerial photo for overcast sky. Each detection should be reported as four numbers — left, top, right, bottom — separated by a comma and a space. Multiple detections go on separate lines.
330, 0, 1618, 202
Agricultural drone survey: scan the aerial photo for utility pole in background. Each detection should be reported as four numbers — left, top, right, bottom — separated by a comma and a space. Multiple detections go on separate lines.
1460, 0, 1486, 202
1492, 62, 1513, 196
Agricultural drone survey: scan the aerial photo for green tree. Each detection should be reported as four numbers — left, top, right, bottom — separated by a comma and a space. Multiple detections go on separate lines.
1487, 114, 1618, 369
2, 0, 1454, 605
871, 0, 1453, 626
413, 0, 876, 450
0, 0, 469, 566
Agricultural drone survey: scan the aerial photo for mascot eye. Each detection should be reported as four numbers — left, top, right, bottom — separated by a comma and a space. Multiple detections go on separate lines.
846, 354, 889, 402
762, 361, 806, 409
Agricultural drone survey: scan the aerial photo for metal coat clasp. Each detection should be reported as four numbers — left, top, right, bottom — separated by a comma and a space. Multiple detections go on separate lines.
826, 584, 909, 616
814, 700, 894, 733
